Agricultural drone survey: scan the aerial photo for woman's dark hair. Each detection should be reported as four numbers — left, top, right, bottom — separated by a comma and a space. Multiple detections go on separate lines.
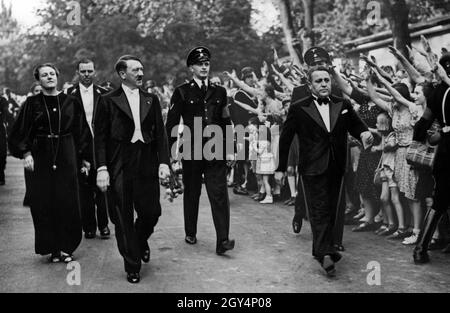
416, 82, 433, 99
381, 65, 394, 74
392, 82, 411, 102
265, 84, 276, 99
248, 116, 260, 126
33, 63, 60, 80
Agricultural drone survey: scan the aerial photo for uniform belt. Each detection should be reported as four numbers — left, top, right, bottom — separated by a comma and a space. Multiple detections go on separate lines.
442, 126, 450, 133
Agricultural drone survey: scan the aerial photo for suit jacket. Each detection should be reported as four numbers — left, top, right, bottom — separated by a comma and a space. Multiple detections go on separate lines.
165, 79, 232, 160
67, 84, 108, 168
94, 87, 170, 180
277, 95, 367, 176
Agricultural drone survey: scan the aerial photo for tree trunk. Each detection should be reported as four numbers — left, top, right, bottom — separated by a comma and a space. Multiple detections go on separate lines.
302, 0, 314, 48
384, 0, 411, 59
277, 0, 301, 67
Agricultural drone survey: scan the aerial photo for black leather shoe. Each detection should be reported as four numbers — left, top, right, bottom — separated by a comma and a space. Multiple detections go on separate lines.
126, 272, 140, 284
216, 239, 235, 255
84, 231, 96, 239
292, 219, 302, 234
141, 249, 150, 263
330, 252, 342, 263
334, 244, 345, 252
185, 236, 197, 245
100, 226, 110, 239
233, 186, 249, 195
321, 255, 336, 277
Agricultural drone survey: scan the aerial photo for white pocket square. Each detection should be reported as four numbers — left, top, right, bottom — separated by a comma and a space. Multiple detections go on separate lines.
341, 109, 348, 114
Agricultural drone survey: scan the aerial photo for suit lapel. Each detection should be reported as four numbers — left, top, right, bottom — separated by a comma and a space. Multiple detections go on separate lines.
189, 79, 203, 99
69, 85, 81, 101
300, 97, 328, 132
204, 82, 216, 102
93, 85, 102, 121
111, 88, 133, 121
329, 100, 343, 132
139, 91, 153, 123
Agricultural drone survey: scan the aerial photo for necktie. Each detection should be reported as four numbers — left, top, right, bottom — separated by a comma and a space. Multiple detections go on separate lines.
201, 79, 207, 95
316, 97, 330, 105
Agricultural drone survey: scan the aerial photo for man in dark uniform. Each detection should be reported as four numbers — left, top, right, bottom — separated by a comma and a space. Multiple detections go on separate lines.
95, 55, 171, 283
67, 59, 110, 239
230, 66, 259, 196
166, 46, 235, 255
0, 95, 7, 185
276, 65, 373, 276
413, 53, 450, 264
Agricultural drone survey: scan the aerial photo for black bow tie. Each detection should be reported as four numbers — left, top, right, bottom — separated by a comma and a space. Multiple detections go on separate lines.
316, 97, 330, 105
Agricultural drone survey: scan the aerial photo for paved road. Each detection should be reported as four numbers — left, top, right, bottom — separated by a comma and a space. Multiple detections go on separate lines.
1, 157, 449, 293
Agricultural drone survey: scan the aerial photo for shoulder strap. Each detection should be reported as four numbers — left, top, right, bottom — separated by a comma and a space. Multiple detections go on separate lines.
442, 87, 450, 125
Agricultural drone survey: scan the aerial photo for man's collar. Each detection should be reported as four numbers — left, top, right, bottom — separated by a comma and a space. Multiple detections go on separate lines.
193, 77, 208, 89
80, 84, 93, 92
122, 83, 139, 94
312, 94, 330, 106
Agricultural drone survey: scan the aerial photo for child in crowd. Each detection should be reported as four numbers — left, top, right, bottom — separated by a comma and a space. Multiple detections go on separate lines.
252, 120, 275, 204
372, 112, 400, 236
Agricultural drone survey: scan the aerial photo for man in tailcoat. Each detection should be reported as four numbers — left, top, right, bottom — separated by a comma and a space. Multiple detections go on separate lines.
95, 55, 171, 283
67, 59, 110, 239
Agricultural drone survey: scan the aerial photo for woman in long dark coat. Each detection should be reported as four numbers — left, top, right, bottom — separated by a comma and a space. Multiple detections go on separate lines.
8, 63, 90, 262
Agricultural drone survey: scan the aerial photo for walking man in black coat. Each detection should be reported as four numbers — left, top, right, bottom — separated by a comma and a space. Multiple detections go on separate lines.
95, 55, 171, 283
67, 59, 110, 239
166, 46, 235, 255
276, 65, 373, 276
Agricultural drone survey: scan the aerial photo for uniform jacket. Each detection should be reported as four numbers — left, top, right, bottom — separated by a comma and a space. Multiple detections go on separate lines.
165, 79, 232, 160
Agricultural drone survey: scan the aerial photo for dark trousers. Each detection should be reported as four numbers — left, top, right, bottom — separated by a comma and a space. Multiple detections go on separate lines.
0, 129, 6, 182
301, 163, 344, 261
79, 172, 109, 232
182, 159, 230, 245
434, 173, 450, 214
109, 143, 161, 273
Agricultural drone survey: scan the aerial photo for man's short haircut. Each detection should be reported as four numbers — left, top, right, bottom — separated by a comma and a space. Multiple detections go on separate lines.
33, 63, 60, 81
77, 58, 95, 70
307, 65, 331, 82
115, 55, 143, 75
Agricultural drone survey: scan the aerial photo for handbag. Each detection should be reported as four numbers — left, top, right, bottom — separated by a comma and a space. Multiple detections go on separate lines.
405, 87, 449, 170
406, 141, 437, 170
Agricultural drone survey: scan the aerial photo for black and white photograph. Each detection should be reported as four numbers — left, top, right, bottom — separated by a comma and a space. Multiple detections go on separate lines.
0, 0, 450, 297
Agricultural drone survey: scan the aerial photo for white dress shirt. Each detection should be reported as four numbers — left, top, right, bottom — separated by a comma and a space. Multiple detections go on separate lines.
193, 77, 208, 90
80, 84, 94, 135
313, 96, 331, 132
122, 84, 144, 143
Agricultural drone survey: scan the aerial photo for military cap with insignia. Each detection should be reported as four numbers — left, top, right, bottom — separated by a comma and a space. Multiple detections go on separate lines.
303, 46, 332, 67
186, 46, 211, 67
